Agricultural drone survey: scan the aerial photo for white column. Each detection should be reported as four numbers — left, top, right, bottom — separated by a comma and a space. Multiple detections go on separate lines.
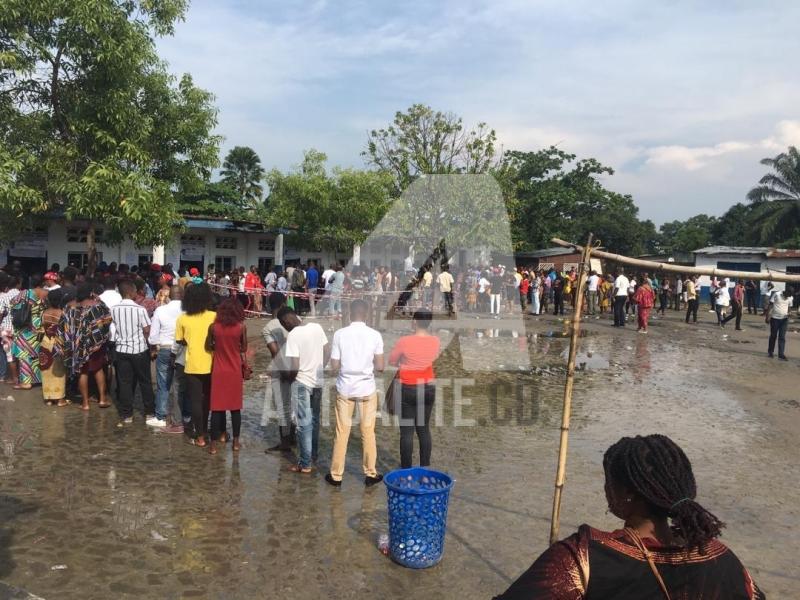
152, 244, 165, 265
274, 233, 284, 267
353, 243, 361, 266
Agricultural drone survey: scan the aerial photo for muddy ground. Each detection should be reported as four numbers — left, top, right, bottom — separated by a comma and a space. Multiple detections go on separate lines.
0, 306, 798, 599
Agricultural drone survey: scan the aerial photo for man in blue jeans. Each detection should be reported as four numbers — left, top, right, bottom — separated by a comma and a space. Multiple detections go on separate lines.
147, 286, 184, 431
280, 306, 329, 474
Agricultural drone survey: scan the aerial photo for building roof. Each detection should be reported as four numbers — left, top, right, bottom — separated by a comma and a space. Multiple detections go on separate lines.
693, 246, 769, 256
183, 215, 291, 235
517, 247, 581, 259
766, 248, 800, 259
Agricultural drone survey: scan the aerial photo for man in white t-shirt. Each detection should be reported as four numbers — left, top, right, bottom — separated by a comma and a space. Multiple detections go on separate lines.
326, 300, 384, 487
612, 271, 630, 327
263, 293, 295, 452
281, 306, 329, 473
586, 270, 600, 316
436, 265, 455, 315
766, 290, 793, 360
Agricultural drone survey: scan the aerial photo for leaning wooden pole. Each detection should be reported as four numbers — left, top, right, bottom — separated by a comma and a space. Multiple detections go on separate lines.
549, 233, 594, 545
551, 238, 800, 284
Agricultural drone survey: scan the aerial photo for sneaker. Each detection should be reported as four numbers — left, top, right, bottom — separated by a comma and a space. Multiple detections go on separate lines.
116, 417, 134, 428
325, 474, 342, 487
162, 424, 184, 434
146, 417, 167, 428
364, 474, 384, 487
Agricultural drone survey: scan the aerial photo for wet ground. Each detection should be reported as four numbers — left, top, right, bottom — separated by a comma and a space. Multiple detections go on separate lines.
1, 307, 799, 599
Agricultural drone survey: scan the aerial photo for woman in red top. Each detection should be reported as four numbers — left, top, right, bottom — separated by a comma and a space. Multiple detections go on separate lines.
388, 309, 440, 468
206, 298, 247, 454
633, 276, 656, 333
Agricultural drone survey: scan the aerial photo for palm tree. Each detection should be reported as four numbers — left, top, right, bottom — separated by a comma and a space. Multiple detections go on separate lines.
747, 146, 800, 243
220, 146, 265, 207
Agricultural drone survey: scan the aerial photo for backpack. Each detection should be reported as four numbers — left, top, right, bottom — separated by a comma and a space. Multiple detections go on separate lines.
291, 269, 306, 290
11, 292, 31, 329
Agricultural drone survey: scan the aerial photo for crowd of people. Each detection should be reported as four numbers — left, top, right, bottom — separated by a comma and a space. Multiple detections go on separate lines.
0, 260, 441, 482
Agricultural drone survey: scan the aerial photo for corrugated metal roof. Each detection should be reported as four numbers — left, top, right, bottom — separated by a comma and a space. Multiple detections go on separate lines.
766, 249, 800, 258
518, 247, 581, 258
693, 246, 769, 255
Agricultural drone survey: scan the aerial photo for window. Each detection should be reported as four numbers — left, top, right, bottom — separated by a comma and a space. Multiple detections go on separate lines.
67, 252, 103, 270
258, 238, 275, 251
66, 227, 104, 244
181, 234, 205, 245
138, 254, 153, 268
215, 256, 234, 272
215, 236, 237, 250
258, 257, 273, 273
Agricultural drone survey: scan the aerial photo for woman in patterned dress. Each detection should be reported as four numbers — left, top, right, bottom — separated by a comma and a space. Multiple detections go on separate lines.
11, 280, 44, 390
40, 288, 68, 406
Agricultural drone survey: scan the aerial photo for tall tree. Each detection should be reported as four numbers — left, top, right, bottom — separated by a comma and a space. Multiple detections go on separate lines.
496, 147, 657, 255
265, 150, 394, 253
0, 0, 220, 273
363, 104, 497, 193
220, 146, 265, 207
658, 214, 718, 253
747, 146, 800, 244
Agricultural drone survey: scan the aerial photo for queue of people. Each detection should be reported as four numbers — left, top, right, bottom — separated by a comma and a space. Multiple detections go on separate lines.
0, 262, 442, 478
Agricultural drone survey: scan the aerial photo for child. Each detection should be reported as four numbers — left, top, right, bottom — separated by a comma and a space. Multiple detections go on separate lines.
466, 285, 478, 312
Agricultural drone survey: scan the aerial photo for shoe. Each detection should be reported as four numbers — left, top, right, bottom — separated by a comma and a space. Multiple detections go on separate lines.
736, 327, 743, 331
325, 474, 342, 487
146, 417, 167, 427
779, 356, 788, 361
116, 417, 134, 428
364, 474, 384, 487
162, 424, 184, 434
768, 353, 774, 358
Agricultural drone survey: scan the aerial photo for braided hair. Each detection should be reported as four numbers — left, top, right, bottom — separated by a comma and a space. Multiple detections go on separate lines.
603, 434, 724, 549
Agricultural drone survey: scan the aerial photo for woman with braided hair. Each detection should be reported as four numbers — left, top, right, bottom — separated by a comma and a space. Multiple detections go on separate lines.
495, 434, 764, 599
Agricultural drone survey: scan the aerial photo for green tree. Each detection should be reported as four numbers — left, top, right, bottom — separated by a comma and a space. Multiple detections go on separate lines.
265, 150, 394, 253
711, 203, 759, 246
363, 104, 497, 193
0, 0, 220, 273
220, 146, 265, 207
658, 214, 717, 253
747, 146, 800, 244
496, 147, 657, 255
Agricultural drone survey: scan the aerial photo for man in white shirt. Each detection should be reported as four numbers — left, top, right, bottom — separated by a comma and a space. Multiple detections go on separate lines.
586, 270, 600, 315
281, 306, 330, 473
612, 270, 630, 327
148, 286, 183, 430
436, 265, 455, 315
99, 276, 122, 309
766, 289, 793, 360
262, 293, 295, 452
326, 300, 384, 487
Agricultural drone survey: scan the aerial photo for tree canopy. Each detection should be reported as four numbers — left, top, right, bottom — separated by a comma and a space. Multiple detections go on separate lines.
0, 0, 220, 269
363, 103, 497, 193
220, 146, 265, 207
746, 146, 800, 244
265, 150, 395, 253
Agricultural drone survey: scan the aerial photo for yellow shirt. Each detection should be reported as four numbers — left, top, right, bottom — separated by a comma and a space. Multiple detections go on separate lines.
175, 311, 216, 374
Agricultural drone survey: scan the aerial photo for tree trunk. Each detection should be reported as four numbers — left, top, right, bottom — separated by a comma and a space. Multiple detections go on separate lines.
87, 221, 97, 277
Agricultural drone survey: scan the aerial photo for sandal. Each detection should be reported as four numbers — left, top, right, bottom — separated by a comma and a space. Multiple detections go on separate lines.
287, 464, 313, 474
57, 399, 71, 407
13, 384, 31, 390
98, 401, 111, 408
80, 404, 90, 411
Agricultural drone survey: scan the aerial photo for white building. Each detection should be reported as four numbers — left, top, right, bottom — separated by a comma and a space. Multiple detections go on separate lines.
1, 216, 456, 274
693, 246, 800, 299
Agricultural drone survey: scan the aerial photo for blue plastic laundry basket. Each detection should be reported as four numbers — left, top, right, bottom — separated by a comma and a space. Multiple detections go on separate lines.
384, 468, 454, 568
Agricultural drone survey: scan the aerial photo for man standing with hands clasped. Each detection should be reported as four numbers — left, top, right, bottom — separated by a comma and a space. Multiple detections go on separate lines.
325, 300, 385, 487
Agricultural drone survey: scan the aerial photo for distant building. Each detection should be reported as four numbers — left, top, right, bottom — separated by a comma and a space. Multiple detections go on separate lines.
693, 246, 800, 301
513, 247, 583, 272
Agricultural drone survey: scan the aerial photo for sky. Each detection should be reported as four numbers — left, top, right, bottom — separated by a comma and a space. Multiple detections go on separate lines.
158, 0, 800, 225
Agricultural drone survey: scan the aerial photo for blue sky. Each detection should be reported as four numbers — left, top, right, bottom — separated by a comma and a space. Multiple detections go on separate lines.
158, 0, 800, 225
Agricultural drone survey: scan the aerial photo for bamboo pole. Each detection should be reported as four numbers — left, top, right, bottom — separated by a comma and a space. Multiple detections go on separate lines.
551, 238, 800, 284
549, 233, 594, 545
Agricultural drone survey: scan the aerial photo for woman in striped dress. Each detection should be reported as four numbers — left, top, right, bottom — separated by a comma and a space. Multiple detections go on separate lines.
11, 286, 44, 389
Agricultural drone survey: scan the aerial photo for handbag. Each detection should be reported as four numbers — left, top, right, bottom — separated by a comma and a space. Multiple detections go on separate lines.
242, 361, 253, 381
39, 346, 54, 370
11, 292, 31, 329
624, 528, 671, 600
383, 372, 401, 416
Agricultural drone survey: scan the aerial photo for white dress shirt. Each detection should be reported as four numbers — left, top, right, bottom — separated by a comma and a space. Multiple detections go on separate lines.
149, 300, 183, 346
330, 321, 384, 397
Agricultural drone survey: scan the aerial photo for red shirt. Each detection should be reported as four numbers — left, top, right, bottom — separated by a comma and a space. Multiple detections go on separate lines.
389, 334, 440, 385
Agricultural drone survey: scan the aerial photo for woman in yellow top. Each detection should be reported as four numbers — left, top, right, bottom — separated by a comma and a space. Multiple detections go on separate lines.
175, 282, 216, 447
